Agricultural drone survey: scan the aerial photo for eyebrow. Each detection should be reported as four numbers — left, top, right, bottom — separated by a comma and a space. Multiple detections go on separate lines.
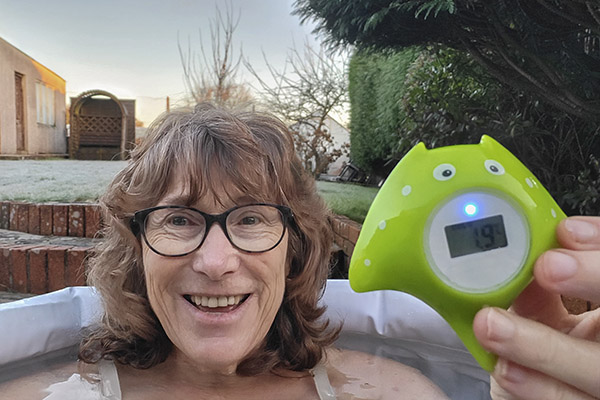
158, 194, 262, 207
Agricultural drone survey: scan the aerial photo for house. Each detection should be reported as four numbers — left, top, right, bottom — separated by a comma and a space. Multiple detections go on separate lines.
291, 114, 350, 176
0, 37, 67, 157
320, 115, 350, 175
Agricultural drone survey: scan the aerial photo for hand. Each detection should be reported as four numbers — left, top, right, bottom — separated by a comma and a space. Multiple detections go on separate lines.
473, 216, 600, 400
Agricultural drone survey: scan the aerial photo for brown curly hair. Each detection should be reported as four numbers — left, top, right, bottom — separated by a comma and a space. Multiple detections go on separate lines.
79, 103, 339, 375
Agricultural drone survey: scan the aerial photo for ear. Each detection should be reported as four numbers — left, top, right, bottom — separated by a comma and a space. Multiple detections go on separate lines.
403, 141, 428, 160
479, 135, 506, 151
414, 141, 428, 152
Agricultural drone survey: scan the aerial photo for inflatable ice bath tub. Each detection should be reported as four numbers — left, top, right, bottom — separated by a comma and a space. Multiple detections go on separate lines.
0, 280, 490, 399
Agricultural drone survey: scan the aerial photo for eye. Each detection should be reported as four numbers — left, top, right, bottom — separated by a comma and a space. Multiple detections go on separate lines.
169, 215, 191, 226
433, 163, 456, 181
234, 210, 266, 227
240, 216, 259, 226
164, 210, 201, 227
485, 160, 505, 175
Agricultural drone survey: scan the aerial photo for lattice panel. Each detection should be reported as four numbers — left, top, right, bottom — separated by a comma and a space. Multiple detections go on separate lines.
77, 115, 121, 134
73, 115, 122, 146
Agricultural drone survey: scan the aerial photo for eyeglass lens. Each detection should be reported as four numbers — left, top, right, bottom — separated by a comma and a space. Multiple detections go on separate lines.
143, 205, 285, 255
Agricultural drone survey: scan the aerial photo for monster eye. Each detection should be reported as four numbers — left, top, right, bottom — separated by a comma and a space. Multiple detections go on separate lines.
433, 164, 456, 181
485, 160, 505, 176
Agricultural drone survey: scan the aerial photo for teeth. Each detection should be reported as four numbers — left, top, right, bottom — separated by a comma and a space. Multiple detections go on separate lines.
190, 295, 244, 308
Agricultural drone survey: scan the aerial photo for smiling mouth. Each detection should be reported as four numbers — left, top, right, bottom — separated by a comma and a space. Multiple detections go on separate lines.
183, 294, 250, 311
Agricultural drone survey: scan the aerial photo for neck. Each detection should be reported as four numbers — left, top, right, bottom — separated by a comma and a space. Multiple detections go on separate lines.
163, 349, 243, 386
117, 350, 317, 399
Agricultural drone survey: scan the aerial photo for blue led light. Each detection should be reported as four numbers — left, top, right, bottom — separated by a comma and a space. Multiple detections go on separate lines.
464, 203, 478, 216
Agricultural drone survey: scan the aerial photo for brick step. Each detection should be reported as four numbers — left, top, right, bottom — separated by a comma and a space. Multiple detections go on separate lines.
0, 229, 98, 295
0, 201, 102, 238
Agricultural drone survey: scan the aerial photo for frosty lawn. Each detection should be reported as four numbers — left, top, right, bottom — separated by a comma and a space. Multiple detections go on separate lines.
0, 160, 378, 222
0, 160, 127, 203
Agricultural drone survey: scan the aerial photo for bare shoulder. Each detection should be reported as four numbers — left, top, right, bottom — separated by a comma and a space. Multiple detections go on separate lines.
324, 348, 449, 400
0, 360, 80, 399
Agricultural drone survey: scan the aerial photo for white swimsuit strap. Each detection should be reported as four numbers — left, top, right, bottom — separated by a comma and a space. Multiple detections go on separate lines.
311, 361, 336, 400
98, 359, 122, 400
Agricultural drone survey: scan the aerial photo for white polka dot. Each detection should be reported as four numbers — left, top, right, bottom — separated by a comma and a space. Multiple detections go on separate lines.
551, 209, 557, 218
402, 185, 412, 196
525, 178, 534, 188
378, 220, 386, 230
364, 259, 371, 267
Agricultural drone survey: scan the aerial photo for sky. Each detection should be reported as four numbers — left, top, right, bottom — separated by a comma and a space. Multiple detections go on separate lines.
0, 0, 326, 126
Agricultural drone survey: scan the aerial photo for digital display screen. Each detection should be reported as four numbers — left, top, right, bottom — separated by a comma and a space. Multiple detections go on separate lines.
444, 215, 508, 258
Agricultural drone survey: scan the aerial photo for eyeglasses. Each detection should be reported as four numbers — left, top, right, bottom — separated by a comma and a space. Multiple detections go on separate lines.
130, 203, 294, 257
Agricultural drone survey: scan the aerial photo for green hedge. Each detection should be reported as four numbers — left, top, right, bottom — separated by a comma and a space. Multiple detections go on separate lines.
348, 46, 600, 216
348, 47, 421, 175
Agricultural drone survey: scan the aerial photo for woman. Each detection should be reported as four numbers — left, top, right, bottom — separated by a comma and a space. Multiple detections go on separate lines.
47, 103, 446, 399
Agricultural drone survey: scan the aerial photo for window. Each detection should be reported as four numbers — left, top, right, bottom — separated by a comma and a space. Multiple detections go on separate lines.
36, 82, 55, 125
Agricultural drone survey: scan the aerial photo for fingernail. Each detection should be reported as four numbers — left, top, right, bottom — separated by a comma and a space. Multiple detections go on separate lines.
565, 219, 597, 243
495, 359, 526, 384
544, 251, 577, 282
487, 308, 515, 341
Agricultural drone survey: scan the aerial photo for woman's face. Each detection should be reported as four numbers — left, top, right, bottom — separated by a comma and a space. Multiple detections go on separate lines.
142, 182, 289, 374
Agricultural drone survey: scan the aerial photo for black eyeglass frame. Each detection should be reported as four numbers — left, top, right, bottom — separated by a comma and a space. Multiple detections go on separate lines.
130, 203, 295, 257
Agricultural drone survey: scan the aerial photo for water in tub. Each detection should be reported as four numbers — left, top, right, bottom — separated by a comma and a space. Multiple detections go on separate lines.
0, 346, 126, 399
0, 288, 114, 399
0, 347, 72, 398
0, 285, 490, 399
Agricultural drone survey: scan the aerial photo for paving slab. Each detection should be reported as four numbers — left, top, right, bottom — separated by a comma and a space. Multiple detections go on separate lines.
0, 291, 36, 304
0, 229, 99, 248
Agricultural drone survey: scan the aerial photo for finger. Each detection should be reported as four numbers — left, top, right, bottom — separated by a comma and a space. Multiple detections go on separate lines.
568, 308, 600, 342
490, 375, 517, 400
556, 217, 600, 251
473, 307, 600, 398
534, 249, 600, 304
509, 279, 574, 331
491, 359, 598, 400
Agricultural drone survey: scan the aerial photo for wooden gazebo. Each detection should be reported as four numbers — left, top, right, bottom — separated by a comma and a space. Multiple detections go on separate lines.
69, 90, 135, 160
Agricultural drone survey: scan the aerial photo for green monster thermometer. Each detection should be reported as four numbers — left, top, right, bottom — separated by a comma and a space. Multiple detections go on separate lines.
348, 135, 566, 372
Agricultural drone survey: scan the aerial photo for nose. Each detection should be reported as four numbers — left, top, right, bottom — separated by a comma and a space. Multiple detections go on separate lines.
190, 224, 240, 279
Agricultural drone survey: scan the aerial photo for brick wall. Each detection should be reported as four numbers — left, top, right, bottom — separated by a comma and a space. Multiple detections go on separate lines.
0, 244, 91, 294
0, 201, 99, 294
330, 214, 361, 263
0, 201, 102, 238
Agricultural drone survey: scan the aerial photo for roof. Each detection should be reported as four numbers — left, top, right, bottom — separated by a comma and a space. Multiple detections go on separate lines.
0, 35, 66, 83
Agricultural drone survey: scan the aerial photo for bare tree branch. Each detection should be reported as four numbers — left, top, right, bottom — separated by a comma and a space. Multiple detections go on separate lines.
460, 37, 592, 119
178, 2, 252, 108
586, 2, 600, 27
535, 0, 600, 35
488, 15, 594, 114
245, 42, 349, 176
